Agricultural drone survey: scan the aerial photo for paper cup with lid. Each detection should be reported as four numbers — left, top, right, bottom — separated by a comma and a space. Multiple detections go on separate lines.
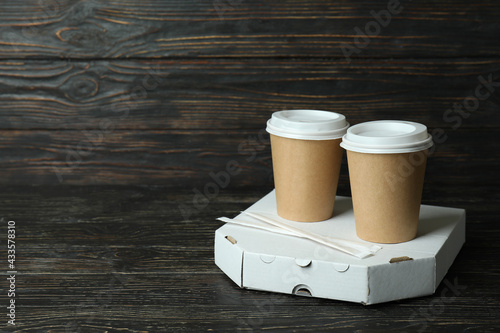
266, 110, 349, 222
341, 120, 433, 243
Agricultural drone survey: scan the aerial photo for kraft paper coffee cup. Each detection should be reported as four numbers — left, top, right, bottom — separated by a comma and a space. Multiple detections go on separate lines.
266, 110, 349, 222
341, 120, 433, 243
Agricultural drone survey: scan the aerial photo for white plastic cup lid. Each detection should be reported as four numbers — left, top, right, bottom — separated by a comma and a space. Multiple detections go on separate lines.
266, 110, 349, 140
340, 120, 433, 154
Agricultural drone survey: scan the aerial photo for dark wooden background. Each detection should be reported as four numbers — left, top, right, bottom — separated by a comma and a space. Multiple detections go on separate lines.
0, 0, 498, 189
0, 0, 499, 332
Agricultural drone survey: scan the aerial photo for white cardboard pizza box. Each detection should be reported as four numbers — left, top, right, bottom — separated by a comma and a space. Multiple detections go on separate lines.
214, 190, 465, 305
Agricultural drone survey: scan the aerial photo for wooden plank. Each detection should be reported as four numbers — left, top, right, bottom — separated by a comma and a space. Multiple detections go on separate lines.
0, 0, 496, 330
1, 186, 498, 331
0, 58, 499, 130
12, 216, 499, 275
0, 128, 497, 185
0, 1, 499, 59
9, 299, 500, 332
11, 271, 500, 332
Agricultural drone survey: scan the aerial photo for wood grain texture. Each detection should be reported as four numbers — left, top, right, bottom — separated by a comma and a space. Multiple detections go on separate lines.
0, 128, 498, 186
0, 58, 499, 130
0, 0, 499, 59
0, 2, 499, 186
0, 1, 498, 332
1, 186, 498, 332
